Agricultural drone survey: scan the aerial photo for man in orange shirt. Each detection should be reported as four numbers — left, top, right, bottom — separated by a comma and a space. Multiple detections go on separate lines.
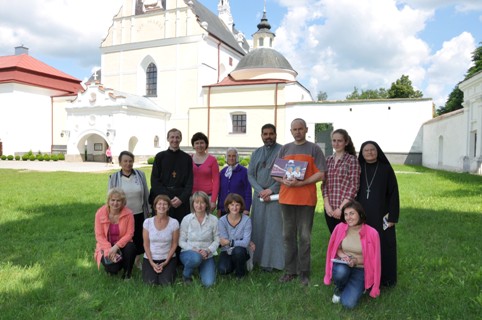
273, 118, 326, 286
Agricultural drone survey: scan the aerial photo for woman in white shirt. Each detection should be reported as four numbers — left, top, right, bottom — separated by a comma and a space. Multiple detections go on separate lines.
142, 195, 179, 285
179, 191, 219, 287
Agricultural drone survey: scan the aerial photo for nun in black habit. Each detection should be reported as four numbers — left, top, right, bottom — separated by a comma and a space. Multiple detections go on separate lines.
357, 141, 400, 287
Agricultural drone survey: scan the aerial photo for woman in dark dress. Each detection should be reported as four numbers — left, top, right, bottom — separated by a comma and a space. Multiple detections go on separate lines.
357, 141, 399, 287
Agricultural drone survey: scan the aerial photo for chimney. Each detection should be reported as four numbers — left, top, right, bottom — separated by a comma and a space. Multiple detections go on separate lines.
15, 45, 29, 55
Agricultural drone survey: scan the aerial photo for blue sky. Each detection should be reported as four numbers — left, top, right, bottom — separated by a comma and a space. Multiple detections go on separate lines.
0, 0, 481, 107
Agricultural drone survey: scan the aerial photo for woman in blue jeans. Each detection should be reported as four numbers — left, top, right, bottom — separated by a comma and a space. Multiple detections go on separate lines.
217, 193, 252, 278
179, 191, 219, 287
324, 200, 381, 309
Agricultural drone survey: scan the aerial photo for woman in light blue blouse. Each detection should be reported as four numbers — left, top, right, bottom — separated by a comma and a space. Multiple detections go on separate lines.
218, 193, 252, 278
179, 191, 219, 287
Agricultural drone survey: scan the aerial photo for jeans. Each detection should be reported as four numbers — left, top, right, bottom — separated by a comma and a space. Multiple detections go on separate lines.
218, 247, 249, 278
332, 263, 365, 309
280, 204, 315, 276
180, 250, 216, 287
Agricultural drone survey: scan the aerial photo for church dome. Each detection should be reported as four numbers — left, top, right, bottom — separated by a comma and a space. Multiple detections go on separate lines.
230, 48, 297, 81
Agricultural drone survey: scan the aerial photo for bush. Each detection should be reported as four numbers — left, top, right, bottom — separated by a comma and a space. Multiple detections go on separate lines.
147, 157, 155, 165
217, 159, 226, 167
43, 154, 51, 161
51, 155, 59, 161
37, 155, 44, 161
15, 155, 20, 161
240, 159, 249, 167
29, 155, 36, 161
1, 155, 6, 160
36, 154, 42, 160
58, 153, 65, 161
22, 154, 29, 161
7, 155, 14, 160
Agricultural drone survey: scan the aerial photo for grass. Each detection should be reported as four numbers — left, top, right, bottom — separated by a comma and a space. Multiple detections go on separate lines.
0, 165, 481, 319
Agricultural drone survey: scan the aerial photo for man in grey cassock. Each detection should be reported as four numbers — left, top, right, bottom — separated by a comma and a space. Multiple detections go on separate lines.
248, 124, 284, 271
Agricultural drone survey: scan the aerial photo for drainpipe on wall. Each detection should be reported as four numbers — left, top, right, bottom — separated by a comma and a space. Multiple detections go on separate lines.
274, 83, 279, 127
51, 96, 54, 154
208, 86, 211, 139
217, 42, 221, 83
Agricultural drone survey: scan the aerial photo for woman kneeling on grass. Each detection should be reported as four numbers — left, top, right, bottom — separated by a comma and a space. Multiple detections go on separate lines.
218, 193, 252, 279
179, 191, 219, 287
142, 195, 179, 285
324, 200, 381, 309
94, 188, 136, 279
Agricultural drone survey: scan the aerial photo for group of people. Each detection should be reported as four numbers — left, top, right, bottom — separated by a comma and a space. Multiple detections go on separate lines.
94, 118, 399, 309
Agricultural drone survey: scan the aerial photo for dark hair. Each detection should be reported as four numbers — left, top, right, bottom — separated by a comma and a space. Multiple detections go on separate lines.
261, 123, 276, 134
224, 193, 246, 213
340, 200, 366, 225
118, 150, 134, 163
191, 132, 209, 148
153, 194, 171, 215
167, 128, 182, 140
332, 129, 356, 156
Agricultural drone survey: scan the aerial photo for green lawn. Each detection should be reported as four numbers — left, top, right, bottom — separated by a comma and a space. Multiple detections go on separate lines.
0, 165, 480, 319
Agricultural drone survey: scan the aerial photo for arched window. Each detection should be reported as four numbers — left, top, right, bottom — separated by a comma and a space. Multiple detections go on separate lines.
146, 63, 157, 96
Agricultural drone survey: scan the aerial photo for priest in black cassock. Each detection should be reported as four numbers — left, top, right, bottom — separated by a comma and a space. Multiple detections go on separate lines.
149, 128, 193, 224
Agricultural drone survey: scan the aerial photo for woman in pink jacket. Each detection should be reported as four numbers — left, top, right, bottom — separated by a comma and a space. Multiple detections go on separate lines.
324, 200, 381, 309
94, 188, 136, 279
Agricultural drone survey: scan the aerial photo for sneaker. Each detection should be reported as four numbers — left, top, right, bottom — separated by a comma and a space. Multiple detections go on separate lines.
300, 273, 310, 286
332, 294, 340, 304
278, 273, 297, 283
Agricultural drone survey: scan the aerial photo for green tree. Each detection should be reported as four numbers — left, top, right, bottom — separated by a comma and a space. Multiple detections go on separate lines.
387, 74, 423, 98
438, 42, 482, 116
346, 87, 388, 100
317, 91, 328, 101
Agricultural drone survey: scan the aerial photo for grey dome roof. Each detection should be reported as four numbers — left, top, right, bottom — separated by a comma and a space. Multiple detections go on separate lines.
234, 48, 294, 71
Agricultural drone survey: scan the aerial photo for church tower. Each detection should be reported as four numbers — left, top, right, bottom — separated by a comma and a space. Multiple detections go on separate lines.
252, 2, 275, 49
218, 0, 234, 32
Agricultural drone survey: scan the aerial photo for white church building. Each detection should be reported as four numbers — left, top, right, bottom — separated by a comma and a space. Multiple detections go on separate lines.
4, 0, 478, 173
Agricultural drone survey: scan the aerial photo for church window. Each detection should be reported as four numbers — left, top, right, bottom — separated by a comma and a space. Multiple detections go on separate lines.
231, 113, 246, 133
146, 63, 157, 96
259, 38, 264, 47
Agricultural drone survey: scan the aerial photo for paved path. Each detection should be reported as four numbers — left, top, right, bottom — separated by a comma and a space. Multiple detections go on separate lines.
0, 161, 149, 172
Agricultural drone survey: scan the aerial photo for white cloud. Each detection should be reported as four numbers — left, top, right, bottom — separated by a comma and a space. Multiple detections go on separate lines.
271, 0, 481, 106
0, 0, 123, 66
425, 32, 475, 106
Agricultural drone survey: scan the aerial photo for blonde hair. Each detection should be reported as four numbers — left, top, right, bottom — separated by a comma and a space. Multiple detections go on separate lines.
106, 188, 126, 210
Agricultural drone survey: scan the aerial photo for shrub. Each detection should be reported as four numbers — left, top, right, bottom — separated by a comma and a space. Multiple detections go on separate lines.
36, 154, 42, 160
15, 155, 20, 161
1, 155, 6, 160
22, 154, 29, 161
37, 155, 44, 161
147, 157, 155, 165
240, 159, 249, 167
7, 155, 14, 160
51, 155, 59, 161
58, 153, 65, 161
217, 159, 226, 167
29, 155, 36, 161
44, 154, 51, 161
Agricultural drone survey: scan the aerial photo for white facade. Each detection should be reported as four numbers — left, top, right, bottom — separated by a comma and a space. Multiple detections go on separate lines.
423, 72, 482, 174
64, 83, 169, 162
285, 99, 434, 163
0, 83, 66, 155
100, 0, 247, 147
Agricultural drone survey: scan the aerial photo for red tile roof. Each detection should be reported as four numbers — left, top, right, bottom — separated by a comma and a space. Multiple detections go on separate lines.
0, 54, 82, 94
